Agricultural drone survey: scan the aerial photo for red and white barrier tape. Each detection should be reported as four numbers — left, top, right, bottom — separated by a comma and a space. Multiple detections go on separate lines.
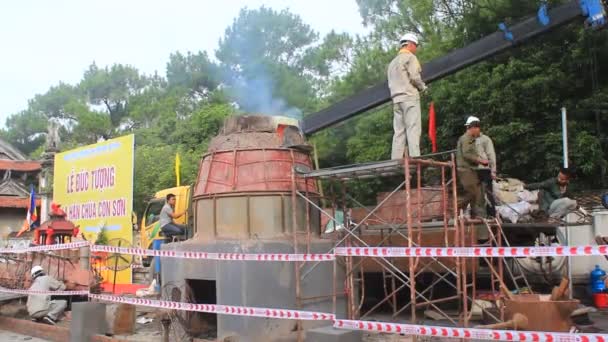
0, 241, 90, 254
334, 319, 608, 342
0, 287, 89, 296
90, 245, 335, 261
1, 287, 606, 340
334, 245, 608, 258
90, 293, 334, 321
5, 241, 608, 260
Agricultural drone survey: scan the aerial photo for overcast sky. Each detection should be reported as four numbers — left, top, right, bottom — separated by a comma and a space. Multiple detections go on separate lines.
0, 0, 368, 126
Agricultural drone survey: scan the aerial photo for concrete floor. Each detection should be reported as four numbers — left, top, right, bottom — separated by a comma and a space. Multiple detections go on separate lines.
3, 307, 608, 341
0, 330, 48, 341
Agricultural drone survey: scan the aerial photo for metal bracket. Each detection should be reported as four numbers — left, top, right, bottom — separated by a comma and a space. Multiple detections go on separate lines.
498, 22, 514, 42
579, 0, 607, 29
537, 2, 550, 26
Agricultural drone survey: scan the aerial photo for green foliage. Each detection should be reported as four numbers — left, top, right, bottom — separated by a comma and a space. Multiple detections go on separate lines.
217, 6, 318, 69
0, 110, 47, 155
95, 226, 109, 246
166, 51, 220, 97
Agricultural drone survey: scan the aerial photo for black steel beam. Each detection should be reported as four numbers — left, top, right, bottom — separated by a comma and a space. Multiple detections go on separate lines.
302, 1, 583, 135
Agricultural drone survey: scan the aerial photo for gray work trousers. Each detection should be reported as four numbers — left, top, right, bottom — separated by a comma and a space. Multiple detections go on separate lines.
30, 299, 67, 321
391, 100, 421, 159
458, 169, 485, 218
548, 198, 578, 219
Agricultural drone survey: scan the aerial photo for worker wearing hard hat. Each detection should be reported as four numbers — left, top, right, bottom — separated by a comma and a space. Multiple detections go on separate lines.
387, 32, 427, 159
456, 117, 489, 218
387, 33, 426, 159
469, 116, 497, 216
26, 265, 69, 325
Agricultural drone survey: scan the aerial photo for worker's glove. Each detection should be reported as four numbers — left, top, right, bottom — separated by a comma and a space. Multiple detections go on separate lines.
420, 85, 428, 93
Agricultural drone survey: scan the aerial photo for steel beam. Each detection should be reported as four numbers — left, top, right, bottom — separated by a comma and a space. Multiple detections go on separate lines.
302, 1, 583, 135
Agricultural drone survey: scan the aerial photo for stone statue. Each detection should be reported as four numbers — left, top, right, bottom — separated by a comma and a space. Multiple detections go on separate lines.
46, 121, 60, 151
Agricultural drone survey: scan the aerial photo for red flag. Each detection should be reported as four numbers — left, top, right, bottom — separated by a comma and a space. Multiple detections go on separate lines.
428, 102, 437, 152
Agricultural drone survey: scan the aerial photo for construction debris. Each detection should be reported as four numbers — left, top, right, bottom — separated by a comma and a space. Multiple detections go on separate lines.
477, 312, 529, 330
504, 294, 579, 332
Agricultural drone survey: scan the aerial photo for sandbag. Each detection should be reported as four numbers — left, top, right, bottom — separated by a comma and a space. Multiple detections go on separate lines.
493, 178, 525, 205
497, 201, 533, 223
517, 189, 538, 203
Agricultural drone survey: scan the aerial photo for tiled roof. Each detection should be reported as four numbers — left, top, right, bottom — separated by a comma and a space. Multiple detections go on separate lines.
0, 159, 41, 172
0, 196, 41, 208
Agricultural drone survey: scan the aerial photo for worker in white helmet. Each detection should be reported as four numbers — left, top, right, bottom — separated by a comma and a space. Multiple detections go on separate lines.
387, 32, 427, 159
26, 265, 69, 325
456, 116, 489, 218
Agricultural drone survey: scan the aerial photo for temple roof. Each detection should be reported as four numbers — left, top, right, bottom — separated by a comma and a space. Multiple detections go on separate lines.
0, 139, 27, 160
0, 159, 41, 172
0, 178, 30, 197
0, 139, 41, 172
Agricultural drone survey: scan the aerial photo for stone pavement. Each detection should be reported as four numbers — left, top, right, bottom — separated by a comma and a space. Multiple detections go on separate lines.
0, 329, 48, 341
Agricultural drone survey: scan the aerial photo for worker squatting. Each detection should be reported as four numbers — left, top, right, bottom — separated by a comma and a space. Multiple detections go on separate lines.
66, 166, 116, 194
65, 198, 128, 220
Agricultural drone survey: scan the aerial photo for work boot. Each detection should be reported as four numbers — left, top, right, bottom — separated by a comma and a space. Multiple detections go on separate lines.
42, 316, 56, 325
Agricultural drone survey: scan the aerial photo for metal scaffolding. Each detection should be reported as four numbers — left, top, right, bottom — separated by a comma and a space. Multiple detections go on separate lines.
291, 154, 470, 326
290, 153, 533, 333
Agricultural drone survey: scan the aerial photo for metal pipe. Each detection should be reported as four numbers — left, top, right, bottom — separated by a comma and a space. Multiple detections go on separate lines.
404, 156, 416, 324
562, 107, 569, 168
332, 258, 337, 315
341, 180, 357, 319
290, 151, 303, 342
112, 240, 121, 294
566, 222, 573, 299
305, 179, 311, 253
414, 163, 422, 271
441, 166, 448, 246
562, 107, 573, 298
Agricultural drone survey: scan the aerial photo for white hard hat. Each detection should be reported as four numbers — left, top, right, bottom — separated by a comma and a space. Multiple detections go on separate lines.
31, 265, 43, 276
400, 33, 419, 46
465, 116, 481, 126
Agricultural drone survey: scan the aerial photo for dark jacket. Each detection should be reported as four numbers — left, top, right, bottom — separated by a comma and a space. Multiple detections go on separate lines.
525, 178, 570, 212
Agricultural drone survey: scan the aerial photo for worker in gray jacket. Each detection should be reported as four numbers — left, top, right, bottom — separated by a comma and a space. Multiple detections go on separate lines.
469, 116, 497, 216
387, 32, 427, 159
26, 265, 68, 325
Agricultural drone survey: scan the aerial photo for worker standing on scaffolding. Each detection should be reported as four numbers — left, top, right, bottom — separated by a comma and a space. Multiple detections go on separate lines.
471, 116, 497, 217
387, 32, 427, 159
456, 118, 489, 218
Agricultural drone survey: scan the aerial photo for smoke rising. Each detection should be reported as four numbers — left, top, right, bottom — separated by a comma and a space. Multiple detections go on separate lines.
223, 63, 303, 120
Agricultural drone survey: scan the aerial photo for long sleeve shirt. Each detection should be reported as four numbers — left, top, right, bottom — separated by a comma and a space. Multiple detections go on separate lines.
26, 275, 66, 316
387, 49, 426, 103
476, 134, 497, 174
525, 178, 570, 212
456, 133, 480, 170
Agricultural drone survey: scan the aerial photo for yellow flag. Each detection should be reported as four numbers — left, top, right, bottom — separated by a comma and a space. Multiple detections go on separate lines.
175, 153, 181, 187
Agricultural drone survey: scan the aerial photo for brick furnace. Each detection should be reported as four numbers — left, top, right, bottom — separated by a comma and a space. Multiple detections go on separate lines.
161, 115, 345, 341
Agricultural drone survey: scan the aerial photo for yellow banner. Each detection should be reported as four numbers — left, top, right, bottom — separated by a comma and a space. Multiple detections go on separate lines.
54, 135, 134, 284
